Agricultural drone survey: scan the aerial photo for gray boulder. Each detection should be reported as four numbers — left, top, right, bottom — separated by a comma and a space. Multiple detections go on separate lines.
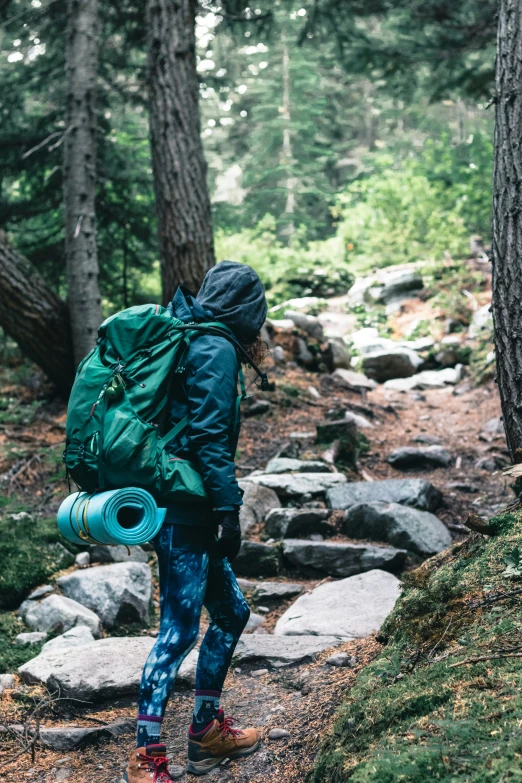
413, 434, 442, 445
252, 582, 305, 603
75, 552, 90, 567
327, 478, 442, 513
331, 368, 377, 391
10, 718, 135, 751
281, 539, 406, 578
284, 310, 324, 341
24, 595, 102, 638
264, 458, 332, 474
28, 585, 54, 600
265, 508, 335, 539
233, 541, 280, 577
343, 502, 452, 555
275, 569, 401, 638
0, 674, 15, 694
348, 268, 423, 309
387, 446, 453, 470
41, 625, 95, 654
19, 636, 155, 699
245, 472, 347, 498
479, 417, 505, 442
19, 637, 197, 698
234, 635, 340, 668
58, 562, 152, 628
367, 268, 424, 306
15, 632, 47, 646
238, 480, 281, 535
244, 612, 265, 633
344, 411, 374, 429
177, 648, 199, 688
327, 338, 352, 370
360, 348, 423, 383
384, 366, 464, 391
89, 545, 149, 564
468, 302, 492, 338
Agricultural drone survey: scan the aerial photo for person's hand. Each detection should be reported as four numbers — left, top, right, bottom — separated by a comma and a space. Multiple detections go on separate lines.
215, 509, 242, 561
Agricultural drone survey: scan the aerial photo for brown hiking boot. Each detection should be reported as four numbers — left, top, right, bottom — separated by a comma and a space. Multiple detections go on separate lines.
123, 744, 175, 782
187, 715, 260, 775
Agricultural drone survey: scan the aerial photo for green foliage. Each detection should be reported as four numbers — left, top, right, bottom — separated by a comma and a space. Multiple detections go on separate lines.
0, 612, 45, 674
0, 510, 74, 610
215, 219, 353, 306
336, 132, 493, 274
502, 546, 522, 579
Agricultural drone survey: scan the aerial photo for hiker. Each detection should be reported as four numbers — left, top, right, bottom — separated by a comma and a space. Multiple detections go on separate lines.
123, 262, 268, 781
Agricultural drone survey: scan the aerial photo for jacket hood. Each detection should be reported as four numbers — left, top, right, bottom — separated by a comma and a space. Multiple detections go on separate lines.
195, 261, 267, 343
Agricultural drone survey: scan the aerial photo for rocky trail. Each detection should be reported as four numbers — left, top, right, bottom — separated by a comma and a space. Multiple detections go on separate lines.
0, 262, 510, 782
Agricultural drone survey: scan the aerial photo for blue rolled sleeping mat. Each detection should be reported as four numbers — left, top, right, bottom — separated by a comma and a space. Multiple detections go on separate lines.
57, 488, 166, 547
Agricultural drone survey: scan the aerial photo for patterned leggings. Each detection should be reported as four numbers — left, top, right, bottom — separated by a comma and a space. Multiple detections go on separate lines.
138, 524, 250, 718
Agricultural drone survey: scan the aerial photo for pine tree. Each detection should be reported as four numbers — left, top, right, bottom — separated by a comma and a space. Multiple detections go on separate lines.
64, 0, 102, 363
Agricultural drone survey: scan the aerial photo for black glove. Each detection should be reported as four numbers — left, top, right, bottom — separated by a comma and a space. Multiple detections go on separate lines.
215, 509, 242, 561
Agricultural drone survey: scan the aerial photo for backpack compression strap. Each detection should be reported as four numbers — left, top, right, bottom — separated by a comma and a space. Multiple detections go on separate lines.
157, 365, 247, 451
158, 320, 259, 451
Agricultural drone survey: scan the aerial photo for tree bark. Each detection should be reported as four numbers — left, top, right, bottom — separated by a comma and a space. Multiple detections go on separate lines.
0, 232, 74, 396
146, 0, 215, 304
492, 0, 522, 462
64, 0, 102, 365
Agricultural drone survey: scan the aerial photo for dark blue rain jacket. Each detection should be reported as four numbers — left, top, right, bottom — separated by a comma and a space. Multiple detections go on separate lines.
162, 262, 267, 527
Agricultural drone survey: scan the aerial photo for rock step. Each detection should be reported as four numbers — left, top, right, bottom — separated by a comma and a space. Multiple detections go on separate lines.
242, 472, 347, 498
275, 569, 401, 638
233, 635, 342, 667
265, 508, 335, 540
387, 446, 453, 470
281, 539, 406, 578
57, 562, 152, 629
343, 502, 451, 555
19, 637, 198, 700
9, 718, 135, 751
327, 478, 442, 513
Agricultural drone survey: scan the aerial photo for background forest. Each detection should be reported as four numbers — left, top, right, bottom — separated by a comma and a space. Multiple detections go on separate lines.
0, 0, 496, 313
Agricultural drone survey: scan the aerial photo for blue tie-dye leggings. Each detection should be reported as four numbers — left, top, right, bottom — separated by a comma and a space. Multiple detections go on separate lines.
138, 524, 250, 719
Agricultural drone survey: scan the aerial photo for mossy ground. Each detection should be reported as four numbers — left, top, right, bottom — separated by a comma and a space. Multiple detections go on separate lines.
312, 511, 522, 783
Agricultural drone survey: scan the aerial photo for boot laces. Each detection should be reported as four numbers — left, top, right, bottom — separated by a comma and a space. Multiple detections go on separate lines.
139, 752, 172, 782
218, 715, 243, 739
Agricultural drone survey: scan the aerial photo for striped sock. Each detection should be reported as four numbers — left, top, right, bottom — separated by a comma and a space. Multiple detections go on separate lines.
192, 690, 221, 732
137, 714, 162, 748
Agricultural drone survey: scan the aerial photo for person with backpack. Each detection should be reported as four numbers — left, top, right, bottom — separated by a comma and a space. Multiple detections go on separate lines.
123, 261, 268, 781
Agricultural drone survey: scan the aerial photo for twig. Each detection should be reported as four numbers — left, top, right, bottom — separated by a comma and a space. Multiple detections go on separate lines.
21, 131, 64, 160
428, 619, 453, 661
47, 125, 72, 151
449, 651, 522, 668
469, 587, 522, 608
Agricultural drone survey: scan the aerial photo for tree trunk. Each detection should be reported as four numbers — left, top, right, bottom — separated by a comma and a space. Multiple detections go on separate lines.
492, 0, 522, 462
0, 232, 74, 396
64, 0, 102, 365
146, 0, 215, 304
280, 39, 297, 241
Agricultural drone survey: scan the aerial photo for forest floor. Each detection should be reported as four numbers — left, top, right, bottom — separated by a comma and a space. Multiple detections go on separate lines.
0, 335, 511, 782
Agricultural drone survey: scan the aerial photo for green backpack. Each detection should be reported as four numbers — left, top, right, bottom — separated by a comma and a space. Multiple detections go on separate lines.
63, 304, 268, 502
